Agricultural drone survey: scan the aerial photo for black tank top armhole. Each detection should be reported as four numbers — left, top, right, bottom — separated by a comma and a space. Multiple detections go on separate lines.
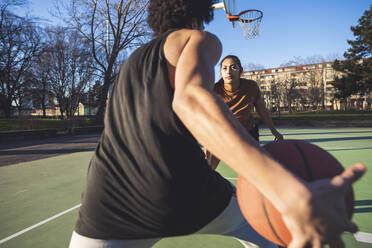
159, 29, 182, 63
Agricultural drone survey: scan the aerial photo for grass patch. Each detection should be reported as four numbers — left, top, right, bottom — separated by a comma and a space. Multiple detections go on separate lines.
1, 111, 371, 132
272, 111, 372, 118
0, 118, 98, 133
254, 111, 372, 127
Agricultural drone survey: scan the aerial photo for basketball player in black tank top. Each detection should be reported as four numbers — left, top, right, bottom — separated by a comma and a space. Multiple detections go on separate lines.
69, 0, 366, 247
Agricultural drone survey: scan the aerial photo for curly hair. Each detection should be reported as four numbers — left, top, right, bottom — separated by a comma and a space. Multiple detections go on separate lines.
147, 0, 215, 35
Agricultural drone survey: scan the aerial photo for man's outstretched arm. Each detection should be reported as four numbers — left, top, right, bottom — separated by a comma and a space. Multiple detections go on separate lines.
171, 30, 366, 248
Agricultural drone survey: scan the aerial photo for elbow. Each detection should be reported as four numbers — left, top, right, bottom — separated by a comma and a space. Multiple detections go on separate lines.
172, 97, 182, 116
255, 104, 267, 115
172, 94, 189, 118
172, 91, 200, 121
172, 85, 212, 122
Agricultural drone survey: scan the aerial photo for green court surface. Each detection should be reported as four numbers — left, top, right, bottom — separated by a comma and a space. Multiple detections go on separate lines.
0, 127, 371, 248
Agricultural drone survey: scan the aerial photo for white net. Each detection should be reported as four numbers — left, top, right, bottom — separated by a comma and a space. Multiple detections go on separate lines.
238, 10, 263, 39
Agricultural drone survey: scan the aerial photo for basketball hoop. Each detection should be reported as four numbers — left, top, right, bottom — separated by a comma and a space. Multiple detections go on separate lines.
212, 1, 263, 39
227, 9, 263, 39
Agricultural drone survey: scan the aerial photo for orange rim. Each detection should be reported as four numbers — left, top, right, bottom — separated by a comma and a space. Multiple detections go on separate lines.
227, 9, 263, 23
227, 14, 240, 21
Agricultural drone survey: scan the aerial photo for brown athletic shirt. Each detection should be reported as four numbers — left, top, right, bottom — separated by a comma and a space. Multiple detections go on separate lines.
215, 79, 261, 131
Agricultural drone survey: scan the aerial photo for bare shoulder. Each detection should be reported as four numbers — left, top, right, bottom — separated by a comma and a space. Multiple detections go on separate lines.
164, 29, 221, 66
167, 29, 220, 46
187, 29, 221, 45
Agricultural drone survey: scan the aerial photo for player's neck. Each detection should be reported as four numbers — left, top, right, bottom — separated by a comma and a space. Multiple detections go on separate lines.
224, 79, 240, 93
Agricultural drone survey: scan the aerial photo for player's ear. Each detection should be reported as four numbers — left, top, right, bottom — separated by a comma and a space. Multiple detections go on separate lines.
239, 67, 243, 76
239, 64, 243, 74
240, 67, 244, 77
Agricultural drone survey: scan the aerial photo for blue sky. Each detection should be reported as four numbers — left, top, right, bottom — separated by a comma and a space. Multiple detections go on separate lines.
16, 0, 371, 70
206, 0, 371, 69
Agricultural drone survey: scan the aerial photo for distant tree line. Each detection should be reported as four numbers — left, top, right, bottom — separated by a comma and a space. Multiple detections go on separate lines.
0, 0, 150, 121
332, 5, 372, 108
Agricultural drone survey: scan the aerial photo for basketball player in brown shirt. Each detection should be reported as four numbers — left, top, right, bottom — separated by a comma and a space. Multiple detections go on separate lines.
206, 55, 283, 170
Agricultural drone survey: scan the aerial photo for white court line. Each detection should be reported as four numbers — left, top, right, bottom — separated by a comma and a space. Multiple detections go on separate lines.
225, 177, 238, 180
1, 190, 372, 245
354, 232, 372, 243
0, 204, 81, 245
323, 147, 369, 150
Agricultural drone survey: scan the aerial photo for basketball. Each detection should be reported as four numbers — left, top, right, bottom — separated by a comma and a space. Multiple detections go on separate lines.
236, 140, 354, 247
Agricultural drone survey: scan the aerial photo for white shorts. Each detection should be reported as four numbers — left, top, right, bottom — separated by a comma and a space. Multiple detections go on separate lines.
69, 192, 277, 248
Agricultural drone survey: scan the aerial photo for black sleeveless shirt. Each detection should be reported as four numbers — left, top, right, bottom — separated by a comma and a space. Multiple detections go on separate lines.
75, 30, 233, 239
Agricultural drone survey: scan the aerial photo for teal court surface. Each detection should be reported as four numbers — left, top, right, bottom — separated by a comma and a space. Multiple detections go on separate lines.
0, 127, 371, 248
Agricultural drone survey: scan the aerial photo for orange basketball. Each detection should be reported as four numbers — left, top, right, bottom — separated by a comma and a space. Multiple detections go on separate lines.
236, 140, 354, 247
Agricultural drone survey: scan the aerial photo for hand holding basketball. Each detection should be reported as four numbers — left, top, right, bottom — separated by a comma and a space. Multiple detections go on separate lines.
285, 163, 366, 248
236, 140, 366, 248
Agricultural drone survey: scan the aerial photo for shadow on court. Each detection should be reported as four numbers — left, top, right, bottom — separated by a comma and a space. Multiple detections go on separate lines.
326, 147, 372, 152
1, 148, 95, 155
0, 134, 100, 150
0, 133, 100, 167
260, 130, 372, 137
261, 136, 372, 145
290, 136, 372, 144
354, 200, 372, 213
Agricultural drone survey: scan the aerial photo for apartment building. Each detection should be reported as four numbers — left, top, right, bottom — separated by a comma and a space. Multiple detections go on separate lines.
242, 62, 371, 111
31, 102, 88, 117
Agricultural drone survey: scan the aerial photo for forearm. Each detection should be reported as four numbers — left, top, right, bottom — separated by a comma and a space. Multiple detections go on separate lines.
173, 86, 309, 213
256, 104, 277, 132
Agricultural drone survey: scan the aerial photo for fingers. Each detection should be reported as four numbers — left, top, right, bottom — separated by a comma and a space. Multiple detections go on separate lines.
289, 238, 344, 248
350, 163, 367, 175
288, 238, 321, 248
288, 238, 306, 248
332, 163, 366, 187
312, 239, 322, 248
345, 163, 367, 180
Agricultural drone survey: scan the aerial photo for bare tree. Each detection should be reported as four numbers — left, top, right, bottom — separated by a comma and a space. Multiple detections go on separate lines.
296, 88, 309, 111
244, 62, 265, 71
58, 0, 150, 122
45, 26, 94, 118
325, 53, 343, 62
270, 80, 282, 116
280, 55, 327, 67
0, 3, 42, 117
305, 70, 324, 110
280, 77, 301, 113
29, 49, 55, 117
280, 54, 344, 68
0, 0, 28, 12
80, 79, 103, 115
